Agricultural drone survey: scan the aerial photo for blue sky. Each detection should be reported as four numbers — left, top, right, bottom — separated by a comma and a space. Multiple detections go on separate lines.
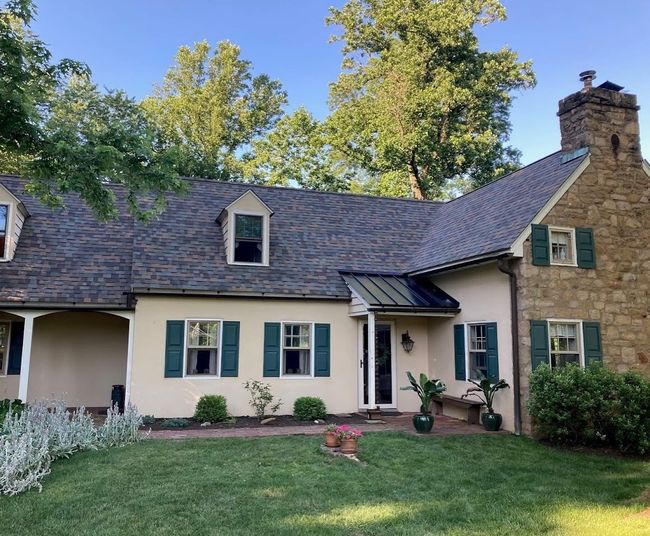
30, 0, 650, 164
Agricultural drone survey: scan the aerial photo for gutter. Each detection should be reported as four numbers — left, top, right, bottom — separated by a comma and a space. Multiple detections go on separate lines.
497, 257, 522, 436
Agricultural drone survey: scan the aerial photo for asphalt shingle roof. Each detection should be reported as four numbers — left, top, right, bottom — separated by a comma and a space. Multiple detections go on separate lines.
0, 150, 587, 307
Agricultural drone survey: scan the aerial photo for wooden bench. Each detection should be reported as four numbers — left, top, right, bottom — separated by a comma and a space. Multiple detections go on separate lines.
432, 395, 483, 425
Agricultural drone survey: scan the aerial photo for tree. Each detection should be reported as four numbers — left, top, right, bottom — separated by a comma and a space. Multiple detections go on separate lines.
143, 40, 287, 181
0, 0, 185, 221
243, 107, 351, 191
326, 0, 535, 199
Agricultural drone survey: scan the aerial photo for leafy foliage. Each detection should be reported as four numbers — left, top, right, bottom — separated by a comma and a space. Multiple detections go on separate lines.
160, 418, 191, 429
243, 380, 281, 420
528, 364, 650, 454
193, 395, 229, 423
293, 396, 327, 421
325, 0, 535, 199
461, 371, 509, 411
0, 398, 24, 423
400, 371, 446, 414
143, 40, 287, 181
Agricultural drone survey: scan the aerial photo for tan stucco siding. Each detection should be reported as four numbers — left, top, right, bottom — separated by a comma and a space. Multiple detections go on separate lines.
429, 263, 515, 431
130, 296, 430, 418
28, 312, 128, 406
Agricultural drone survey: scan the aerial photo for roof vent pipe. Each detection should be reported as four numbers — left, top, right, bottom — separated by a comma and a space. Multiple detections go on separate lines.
579, 70, 596, 89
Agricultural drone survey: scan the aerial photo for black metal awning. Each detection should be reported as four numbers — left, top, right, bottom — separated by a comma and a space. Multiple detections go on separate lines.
340, 272, 460, 314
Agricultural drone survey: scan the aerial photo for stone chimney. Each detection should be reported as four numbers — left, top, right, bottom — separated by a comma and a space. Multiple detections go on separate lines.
558, 71, 642, 164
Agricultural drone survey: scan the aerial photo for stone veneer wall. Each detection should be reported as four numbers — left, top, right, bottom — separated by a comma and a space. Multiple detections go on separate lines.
515, 86, 650, 433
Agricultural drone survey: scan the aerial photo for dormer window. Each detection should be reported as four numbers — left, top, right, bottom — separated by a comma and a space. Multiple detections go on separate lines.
234, 214, 264, 263
0, 205, 7, 260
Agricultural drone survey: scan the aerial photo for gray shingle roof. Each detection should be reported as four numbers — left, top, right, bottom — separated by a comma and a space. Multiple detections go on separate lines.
0, 150, 587, 307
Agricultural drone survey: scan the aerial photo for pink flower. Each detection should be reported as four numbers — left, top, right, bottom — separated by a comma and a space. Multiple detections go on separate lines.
334, 425, 363, 440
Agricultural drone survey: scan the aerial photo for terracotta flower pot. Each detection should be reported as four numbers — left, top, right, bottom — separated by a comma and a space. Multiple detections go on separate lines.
339, 438, 358, 454
324, 431, 340, 448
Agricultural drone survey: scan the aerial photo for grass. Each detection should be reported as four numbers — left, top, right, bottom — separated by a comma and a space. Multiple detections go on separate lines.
1, 433, 650, 535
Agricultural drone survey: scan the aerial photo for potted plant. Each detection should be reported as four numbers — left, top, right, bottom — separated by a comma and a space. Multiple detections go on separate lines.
461, 372, 510, 431
335, 425, 363, 454
400, 371, 446, 433
324, 424, 340, 448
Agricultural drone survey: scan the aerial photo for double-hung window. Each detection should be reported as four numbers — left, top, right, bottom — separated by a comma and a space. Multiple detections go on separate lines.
550, 227, 576, 265
549, 321, 581, 368
0, 205, 7, 260
468, 324, 488, 380
186, 320, 220, 376
234, 214, 264, 264
282, 323, 312, 376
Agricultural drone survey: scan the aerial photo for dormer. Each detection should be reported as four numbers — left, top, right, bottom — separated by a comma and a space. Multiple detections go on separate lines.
217, 189, 273, 266
0, 181, 29, 262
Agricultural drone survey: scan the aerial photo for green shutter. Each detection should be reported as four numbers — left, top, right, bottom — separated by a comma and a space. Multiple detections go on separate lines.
576, 227, 596, 268
531, 224, 550, 266
530, 320, 550, 370
164, 320, 184, 378
314, 323, 331, 377
263, 322, 281, 377
453, 324, 466, 380
220, 321, 240, 377
7, 321, 24, 375
485, 322, 499, 382
583, 322, 603, 366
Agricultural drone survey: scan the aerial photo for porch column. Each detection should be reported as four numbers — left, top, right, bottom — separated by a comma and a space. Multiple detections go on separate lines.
17, 314, 35, 402
124, 314, 135, 407
367, 311, 376, 408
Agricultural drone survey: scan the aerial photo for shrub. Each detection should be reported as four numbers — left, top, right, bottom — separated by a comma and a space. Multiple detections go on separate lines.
243, 380, 281, 419
161, 418, 191, 429
193, 395, 228, 423
141, 415, 156, 426
293, 397, 327, 421
97, 404, 144, 447
528, 364, 650, 454
0, 399, 24, 423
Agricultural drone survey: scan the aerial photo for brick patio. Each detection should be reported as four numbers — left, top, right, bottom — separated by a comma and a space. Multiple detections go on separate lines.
148, 413, 495, 440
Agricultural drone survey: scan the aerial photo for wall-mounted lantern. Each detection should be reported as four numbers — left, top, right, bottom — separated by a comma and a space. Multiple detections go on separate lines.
401, 331, 414, 353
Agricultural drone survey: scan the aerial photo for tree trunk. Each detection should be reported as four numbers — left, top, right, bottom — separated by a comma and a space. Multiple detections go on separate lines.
408, 149, 425, 200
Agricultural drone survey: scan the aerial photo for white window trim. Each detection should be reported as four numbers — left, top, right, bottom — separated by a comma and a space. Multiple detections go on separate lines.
228, 210, 270, 266
0, 320, 11, 376
546, 319, 585, 369
279, 321, 315, 379
463, 321, 490, 382
548, 226, 578, 267
182, 318, 223, 379
0, 203, 12, 263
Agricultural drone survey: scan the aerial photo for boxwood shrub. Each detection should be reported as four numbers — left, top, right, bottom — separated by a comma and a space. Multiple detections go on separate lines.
194, 395, 228, 423
528, 363, 650, 454
293, 396, 327, 421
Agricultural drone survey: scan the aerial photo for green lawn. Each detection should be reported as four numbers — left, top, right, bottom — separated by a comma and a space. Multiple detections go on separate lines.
1, 433, 649, 536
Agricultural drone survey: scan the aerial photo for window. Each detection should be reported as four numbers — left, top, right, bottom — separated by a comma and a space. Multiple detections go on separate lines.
0, 322, 8, 374
234, 214, 264, 263
549, 322, 581, 368
468, 324, 488, 380
550, 228, 575, 265
186, 320, 220, 376
282, 323, 311, 376
0, 205, 7, 259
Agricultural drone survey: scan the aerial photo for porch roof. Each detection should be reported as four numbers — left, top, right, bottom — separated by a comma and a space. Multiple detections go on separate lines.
340, 272, 460, 315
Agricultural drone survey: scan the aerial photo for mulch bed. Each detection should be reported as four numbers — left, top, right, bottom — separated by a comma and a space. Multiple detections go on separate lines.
143, 413, 371, 431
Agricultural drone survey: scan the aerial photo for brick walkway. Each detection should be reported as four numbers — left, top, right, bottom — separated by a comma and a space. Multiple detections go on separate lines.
149, 413, 491, 440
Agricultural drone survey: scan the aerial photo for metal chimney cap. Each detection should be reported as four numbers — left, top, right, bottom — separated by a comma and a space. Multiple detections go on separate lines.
579, 70, 597, 88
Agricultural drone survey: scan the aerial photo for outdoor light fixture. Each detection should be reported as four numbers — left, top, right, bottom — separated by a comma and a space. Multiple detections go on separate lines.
401, 331, 414, 353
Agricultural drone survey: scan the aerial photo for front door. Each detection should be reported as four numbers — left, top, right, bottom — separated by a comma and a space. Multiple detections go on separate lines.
358, 322, 396, 409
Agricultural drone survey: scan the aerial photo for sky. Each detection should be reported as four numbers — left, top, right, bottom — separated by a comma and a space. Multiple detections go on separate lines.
28, 0, 650, 165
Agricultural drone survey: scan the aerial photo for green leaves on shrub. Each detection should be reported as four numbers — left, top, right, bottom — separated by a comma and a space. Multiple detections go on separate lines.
161, 418, 191, 429
528, 364, 650, 454
0, 399, 24, 423
193, 395, 228, 423
293, 396, 327, 421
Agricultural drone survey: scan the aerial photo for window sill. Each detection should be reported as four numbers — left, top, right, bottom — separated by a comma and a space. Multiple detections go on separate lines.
183, 375, 221, 380
228, 261, 269, 267
279, 375, 315, 380
549, 261, 578, 267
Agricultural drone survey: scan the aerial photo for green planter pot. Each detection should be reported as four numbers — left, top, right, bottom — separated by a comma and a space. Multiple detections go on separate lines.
412, 413, 434, 433
481, 411, 502, 431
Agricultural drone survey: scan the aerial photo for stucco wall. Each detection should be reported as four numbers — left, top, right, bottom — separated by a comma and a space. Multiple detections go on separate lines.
429, 263, 515, 431
0, 312, 25, 399
130, 296, 430, 418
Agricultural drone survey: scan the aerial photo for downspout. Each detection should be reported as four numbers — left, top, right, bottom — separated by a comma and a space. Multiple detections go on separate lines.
497, 257, 522, 435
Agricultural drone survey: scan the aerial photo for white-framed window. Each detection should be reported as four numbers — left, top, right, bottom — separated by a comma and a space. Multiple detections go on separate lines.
231, 212, 267, 265
549, 227, 576, 266
0, 204, 8, 260
184, 320, 221, 377
281, 322, 313, 377
467, 323, 488, 380
548, 320, 583, 369
0, 321, 9, 375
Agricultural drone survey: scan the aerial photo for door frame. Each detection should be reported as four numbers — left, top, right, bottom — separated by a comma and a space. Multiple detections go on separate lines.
357, 319, 398, 410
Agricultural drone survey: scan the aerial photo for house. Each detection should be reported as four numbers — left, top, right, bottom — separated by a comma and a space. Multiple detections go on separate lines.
0, 73, 648, 433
